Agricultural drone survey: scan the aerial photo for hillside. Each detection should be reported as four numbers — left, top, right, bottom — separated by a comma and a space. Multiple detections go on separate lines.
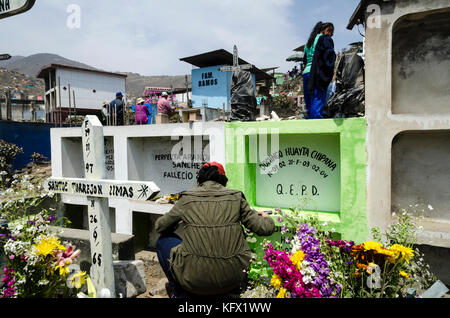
0, 54, 191, 99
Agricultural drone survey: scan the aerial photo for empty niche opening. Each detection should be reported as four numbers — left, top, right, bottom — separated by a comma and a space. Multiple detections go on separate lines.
255, 133, 341, 213
392, 8, 450, 115
61, 137, 84, 178
62, 204, 85, 229
391, 131, 450, 221
128, 136, 210, 195
61, 136, 115, 179
133, 211, 156, 252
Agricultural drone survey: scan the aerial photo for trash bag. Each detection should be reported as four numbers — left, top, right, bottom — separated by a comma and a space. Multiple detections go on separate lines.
325, 52, 365, 118
230, 69, 257, 121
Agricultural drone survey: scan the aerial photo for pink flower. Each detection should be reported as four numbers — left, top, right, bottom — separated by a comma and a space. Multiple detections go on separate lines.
55, 244, 81, 267
8, 255, 14, 260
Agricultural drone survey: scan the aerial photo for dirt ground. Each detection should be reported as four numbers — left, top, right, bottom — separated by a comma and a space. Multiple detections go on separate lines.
135, 249, 169, 298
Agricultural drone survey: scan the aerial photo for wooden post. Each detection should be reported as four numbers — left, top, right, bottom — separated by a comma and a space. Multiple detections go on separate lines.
58, 77, 62, 127
73, 89, 77, 124
68, 84, 72, 127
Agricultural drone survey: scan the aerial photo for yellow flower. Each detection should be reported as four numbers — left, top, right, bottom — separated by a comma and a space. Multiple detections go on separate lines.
270, 274, 282, 289
290, 250, 305, 271
363, 241, 383, 252
55, 265, 70, 276
399, 270, 409, 278
34, 237, 65, 257
366, 262, 376, 274
390, 244, 414, 263
276, 287, 287, 298
69, 271, 87, 289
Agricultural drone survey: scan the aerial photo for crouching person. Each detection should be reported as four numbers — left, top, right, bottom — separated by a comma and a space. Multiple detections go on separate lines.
155, 162, 275, 298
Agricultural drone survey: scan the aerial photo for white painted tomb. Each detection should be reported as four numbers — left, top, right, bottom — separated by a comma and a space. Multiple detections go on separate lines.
50, 122, 225, 236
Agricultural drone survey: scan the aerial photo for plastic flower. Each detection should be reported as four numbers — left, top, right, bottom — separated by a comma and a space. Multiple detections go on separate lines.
390, 244, 414, 263
34, 236, 65, 257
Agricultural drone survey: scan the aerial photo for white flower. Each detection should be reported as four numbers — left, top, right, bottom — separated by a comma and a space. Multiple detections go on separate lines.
331, 228, 336, 233
428, 205, 433, 211
322, 222, 328, 227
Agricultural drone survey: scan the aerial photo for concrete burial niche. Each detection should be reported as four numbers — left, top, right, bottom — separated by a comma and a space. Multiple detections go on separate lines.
50, 122, 225, 246
127, 136, 209, 195
225, 118, 368, 243
352, 0, 450, 249
392, 130, 450, 221
392, 7, 450, 115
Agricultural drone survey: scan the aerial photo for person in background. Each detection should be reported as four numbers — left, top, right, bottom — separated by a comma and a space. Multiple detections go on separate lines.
155, 162, 275, 298
302, 22, 336, 119
100, 101, 109, 125
110, 92, 125, 126
135, 97, 150, 125
157, 92, 176, 118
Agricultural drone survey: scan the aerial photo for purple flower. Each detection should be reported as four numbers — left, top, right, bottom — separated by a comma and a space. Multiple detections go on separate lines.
46, 215, 55, 222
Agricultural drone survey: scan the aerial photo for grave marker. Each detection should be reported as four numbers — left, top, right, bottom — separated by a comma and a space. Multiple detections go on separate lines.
219, 45, 253, 73
44, 116, 160, 297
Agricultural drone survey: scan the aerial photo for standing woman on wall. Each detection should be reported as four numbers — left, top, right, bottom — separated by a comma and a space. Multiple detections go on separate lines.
302, 22, 336, 119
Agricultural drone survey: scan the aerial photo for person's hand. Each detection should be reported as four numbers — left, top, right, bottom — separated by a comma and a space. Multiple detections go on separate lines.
257, 211, 270, 218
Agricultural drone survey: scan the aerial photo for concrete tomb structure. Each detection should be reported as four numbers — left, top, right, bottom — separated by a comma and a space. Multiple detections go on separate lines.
49, 122, 225, 249
225, 118, 368, 243
348, 0, 450, 283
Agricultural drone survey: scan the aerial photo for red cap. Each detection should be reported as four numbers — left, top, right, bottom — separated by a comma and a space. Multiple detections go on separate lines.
202, 162, 226, 176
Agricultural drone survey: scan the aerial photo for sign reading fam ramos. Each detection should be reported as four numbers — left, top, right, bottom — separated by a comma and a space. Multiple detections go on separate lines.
0, 0, 36, 19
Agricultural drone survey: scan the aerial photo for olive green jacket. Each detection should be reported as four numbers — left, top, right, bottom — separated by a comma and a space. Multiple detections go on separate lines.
155, 181, 275, 295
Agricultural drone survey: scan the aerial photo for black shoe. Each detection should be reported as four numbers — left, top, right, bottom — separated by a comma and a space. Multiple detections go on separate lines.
165, 282, 175, 298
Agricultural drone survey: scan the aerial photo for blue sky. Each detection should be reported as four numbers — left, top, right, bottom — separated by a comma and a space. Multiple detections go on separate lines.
1, 0, 363, 76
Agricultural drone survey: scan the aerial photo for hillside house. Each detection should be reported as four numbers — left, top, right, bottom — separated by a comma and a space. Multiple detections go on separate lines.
37, 64, 127, 125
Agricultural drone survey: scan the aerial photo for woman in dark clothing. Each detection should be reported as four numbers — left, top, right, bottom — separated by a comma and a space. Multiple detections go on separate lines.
302, 22, 336, 119
155, 162, 275, 298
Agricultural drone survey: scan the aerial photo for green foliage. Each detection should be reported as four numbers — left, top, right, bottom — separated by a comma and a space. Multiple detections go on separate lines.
271, 95, 295, 109
0, 140, 23, 189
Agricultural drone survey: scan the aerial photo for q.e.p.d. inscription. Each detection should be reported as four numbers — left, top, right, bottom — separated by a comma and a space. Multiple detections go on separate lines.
256, 134, 341, 212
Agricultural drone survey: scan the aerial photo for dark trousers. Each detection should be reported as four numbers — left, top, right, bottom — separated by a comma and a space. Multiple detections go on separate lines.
156, 234, 181, 289
303, 73, 327, 119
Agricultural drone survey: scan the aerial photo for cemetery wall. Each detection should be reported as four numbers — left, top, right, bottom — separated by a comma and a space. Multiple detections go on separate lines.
364, 0, 450, 248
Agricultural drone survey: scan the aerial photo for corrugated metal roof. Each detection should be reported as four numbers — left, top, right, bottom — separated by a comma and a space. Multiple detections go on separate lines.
179, 49, 273, 81
36, 63, 127, 79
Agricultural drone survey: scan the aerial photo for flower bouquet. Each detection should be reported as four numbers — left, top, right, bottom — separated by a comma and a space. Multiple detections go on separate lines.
0, 212, 89, 298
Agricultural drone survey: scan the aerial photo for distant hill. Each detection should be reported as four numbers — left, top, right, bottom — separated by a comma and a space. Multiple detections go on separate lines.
0, 53, 191, 99
0, 53, 98, 78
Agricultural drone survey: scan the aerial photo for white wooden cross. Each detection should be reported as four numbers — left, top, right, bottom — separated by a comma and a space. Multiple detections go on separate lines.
44, 115, 160, 298
219, 45, 254, 73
